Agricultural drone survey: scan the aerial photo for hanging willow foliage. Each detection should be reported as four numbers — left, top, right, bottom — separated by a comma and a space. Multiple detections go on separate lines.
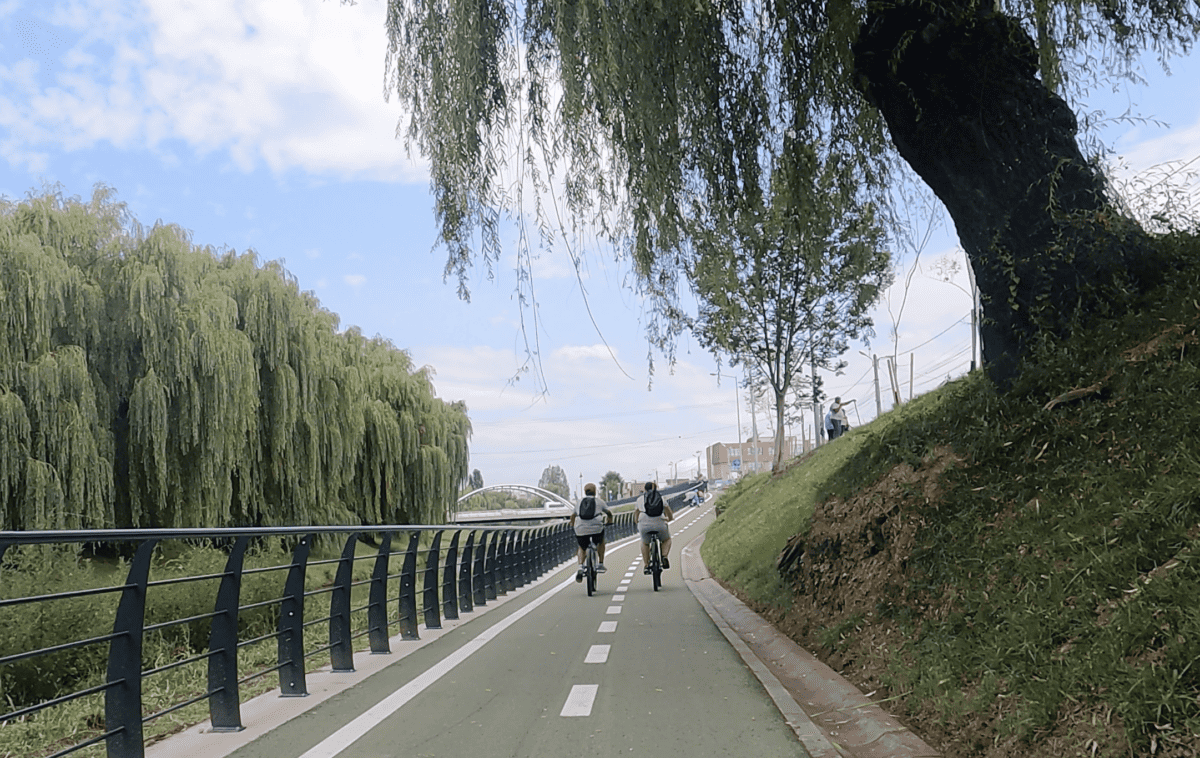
0, 188, 471, 530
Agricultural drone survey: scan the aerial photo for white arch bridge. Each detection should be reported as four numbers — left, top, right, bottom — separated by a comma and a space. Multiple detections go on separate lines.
452, 484, 575, 523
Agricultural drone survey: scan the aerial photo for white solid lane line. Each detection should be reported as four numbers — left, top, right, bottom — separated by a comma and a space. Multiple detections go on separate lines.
297, 575, 576, 758
584, 645, 611, 664
561, 685, 599, 717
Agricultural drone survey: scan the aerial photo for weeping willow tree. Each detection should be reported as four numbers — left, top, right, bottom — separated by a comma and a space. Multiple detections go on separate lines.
0, 188, 470, 531
380, 0, 1200, 388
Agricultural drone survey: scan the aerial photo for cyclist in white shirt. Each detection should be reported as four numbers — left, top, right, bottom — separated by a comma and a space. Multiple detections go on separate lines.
635, 481, 674, 574
570, 482, 613, 581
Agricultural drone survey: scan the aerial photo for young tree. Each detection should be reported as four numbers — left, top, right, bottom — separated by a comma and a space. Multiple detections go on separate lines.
379, 0, 1199, 388
538, 464, 570, 499
600, 470, 623, 501
691, 144, 890, 472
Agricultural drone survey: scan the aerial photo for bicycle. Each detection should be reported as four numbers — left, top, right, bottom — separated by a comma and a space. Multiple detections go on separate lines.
583, 540, 599, 596
647, 532, 663, 591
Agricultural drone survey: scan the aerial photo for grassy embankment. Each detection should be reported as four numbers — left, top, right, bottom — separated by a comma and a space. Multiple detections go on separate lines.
702, 231, 1200, 758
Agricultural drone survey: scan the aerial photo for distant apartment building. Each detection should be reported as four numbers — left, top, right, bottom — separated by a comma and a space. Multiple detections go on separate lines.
706, 435, 801, 481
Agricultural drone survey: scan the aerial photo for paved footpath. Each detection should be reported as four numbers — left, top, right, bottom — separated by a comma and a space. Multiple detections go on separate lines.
150, 505, 937, 758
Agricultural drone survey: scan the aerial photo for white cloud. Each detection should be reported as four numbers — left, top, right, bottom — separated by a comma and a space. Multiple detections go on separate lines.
0, 0, 426, 181
343, 274, 366, 287
552, 344, 617, 362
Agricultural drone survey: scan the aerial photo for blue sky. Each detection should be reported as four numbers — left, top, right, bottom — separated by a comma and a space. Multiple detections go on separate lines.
3, 0, 1198, 494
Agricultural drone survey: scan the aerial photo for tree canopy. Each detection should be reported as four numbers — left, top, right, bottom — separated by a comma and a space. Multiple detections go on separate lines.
381, 0, 1200, 385
691, 142, 891, 471
0, 188, 470, 530
538, 464, 570, 499
599, 470, 623, 500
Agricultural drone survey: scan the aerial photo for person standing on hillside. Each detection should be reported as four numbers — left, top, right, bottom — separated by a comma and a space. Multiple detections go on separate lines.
831, 397, 854, 438
635, 481, 674, 573
570, 482, 613, 580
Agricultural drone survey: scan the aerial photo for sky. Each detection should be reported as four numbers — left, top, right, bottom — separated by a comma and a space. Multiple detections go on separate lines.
2, 0, 1199, 496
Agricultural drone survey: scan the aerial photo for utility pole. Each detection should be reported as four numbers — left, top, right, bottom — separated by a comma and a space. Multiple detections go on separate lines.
886, 356, 902, 409
871, 354, 882, 417
735, 378, 743, 449
909, 353, 914, 402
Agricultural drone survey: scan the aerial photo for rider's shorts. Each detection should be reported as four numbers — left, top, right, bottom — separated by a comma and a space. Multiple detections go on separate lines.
637, 520, 669, 544
575, 532, 604, 549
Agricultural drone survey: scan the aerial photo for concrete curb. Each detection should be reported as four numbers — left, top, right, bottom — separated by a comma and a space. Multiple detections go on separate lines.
681, 533, 939, 758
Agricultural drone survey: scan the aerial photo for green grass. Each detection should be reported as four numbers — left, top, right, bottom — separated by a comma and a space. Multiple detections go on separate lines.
703, 437, 864, 605
702, 231, 1200, 756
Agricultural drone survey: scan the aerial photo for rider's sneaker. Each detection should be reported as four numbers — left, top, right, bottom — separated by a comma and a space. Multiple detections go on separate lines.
662, 557, 670, 569
575, 567, 585, 582
644, 566, 652, 575
597, 564, 607, 573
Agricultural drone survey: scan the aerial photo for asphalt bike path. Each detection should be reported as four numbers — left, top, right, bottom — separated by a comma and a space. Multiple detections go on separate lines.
222, 505, 809, 758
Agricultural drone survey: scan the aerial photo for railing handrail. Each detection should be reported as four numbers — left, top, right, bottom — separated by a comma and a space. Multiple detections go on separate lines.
0, 513, 642, 758
0, 523, 518, 546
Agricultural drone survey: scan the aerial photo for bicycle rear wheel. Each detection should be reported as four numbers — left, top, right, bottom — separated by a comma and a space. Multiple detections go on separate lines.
585, 545, 597, 596
650, 536, 662, 591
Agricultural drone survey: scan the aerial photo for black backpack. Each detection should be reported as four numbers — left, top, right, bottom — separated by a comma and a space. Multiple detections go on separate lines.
578, 496, 598, 520
644, 490, 664, 517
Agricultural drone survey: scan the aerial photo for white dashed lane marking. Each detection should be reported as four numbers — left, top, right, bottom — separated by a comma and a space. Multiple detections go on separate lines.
561, 685, 599, 717
557, 506, 711, 719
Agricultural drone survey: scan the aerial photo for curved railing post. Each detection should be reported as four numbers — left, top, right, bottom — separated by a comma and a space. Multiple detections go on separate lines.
442, 530, 461, 621
499, 530, 513, 594
208, 536, 249, 732
459, 531, 476, 613
105, 538, 157, 758
278, 534, 313, 697
484, 532, 500, 601
422, 531, 443, 630
517, 531, 533, 586
562, 521, 574, 564
397, 532, 420, 640
368, 532, 393, 654
540, 526, 553, 575
557, 522, 571, 564
512, 531, 526, 587
329, 533, 358, 672
472, 532, 488, 607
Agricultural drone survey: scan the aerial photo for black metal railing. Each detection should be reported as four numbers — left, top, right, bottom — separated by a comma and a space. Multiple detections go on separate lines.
0, 512, 640, 758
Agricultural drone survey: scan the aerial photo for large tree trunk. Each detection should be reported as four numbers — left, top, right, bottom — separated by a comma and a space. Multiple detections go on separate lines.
853, 3, 1162, 388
